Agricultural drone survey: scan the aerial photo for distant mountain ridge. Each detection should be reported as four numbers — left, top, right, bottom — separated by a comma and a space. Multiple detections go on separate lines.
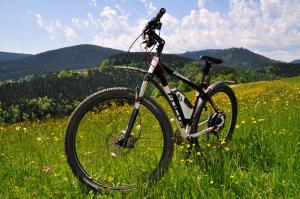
0, 44, 123, 80
180, 48, 274, 68
0, 45, 284, 81
0, 52, 31, 62
290, 59, 300, 64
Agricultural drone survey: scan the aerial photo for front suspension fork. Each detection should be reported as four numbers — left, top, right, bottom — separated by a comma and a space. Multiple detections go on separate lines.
121, 76, 150, 146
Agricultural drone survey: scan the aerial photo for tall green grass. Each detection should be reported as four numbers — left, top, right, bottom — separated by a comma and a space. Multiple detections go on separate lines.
1, 76, 300, 198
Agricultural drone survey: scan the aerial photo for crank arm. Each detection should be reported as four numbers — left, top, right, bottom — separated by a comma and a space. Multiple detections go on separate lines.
198, 119, 208, 127
191, 120, 225, 138
189, 127, 215, 138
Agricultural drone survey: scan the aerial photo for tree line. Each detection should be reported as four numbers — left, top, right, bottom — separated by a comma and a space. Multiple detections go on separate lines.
0, 60, 299, 123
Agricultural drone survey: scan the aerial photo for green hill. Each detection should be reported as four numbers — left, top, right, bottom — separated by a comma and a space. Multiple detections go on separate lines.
290, 59, 300, 64
0, 46, 282, 81
0, 44, 123, 80
0, 51, 31, 62
180, 47, 275, 68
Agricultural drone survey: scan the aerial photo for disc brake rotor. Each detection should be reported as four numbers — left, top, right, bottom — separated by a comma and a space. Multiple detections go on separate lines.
105, 113, 142, 157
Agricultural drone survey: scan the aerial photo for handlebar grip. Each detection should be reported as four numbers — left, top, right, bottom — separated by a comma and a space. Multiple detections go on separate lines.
153, 8, 166, 22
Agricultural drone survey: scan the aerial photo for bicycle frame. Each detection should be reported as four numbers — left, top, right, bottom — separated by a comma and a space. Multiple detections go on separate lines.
119, 22, 236, 145
120, 56, 232, 146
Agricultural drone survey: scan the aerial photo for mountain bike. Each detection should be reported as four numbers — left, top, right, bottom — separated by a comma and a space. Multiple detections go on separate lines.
65, 8, 237, 191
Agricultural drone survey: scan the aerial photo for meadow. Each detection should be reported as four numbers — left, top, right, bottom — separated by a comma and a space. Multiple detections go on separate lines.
0, 76, 300, 198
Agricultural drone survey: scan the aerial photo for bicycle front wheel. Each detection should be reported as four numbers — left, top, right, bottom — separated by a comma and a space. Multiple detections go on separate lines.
65, 87, 174, 191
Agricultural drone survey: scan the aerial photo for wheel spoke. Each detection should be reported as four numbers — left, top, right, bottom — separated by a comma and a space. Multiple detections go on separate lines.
65, 89, 173, 191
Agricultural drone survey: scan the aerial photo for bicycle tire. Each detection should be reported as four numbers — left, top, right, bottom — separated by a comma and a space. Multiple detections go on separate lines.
192, 84, 238, 145
65, 87, 174, 191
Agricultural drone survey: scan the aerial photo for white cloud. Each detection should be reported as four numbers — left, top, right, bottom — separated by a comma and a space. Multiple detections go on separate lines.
198, 0, 205, 8
91, 0, 300, 61
100, 6, 129, 32
63, 26, 78, 41
93, 17, 147, 51
140, 0, 157, 14
87, 13, 100, 28
35, 1, 300, 61
159, 0, 300, 61
71, 17, 91, 29
90, 0, 98, 7
35, 14, 78, 42
71, 18, 82, 28
35, 14, 59, 40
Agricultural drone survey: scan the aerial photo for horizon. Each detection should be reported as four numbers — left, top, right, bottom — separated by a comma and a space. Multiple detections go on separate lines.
0, 0, 299, 62
0, 44, 288, 63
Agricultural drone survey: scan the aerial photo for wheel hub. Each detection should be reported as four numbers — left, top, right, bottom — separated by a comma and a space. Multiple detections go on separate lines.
115, 135, 138, 148
207, 112, 225, 129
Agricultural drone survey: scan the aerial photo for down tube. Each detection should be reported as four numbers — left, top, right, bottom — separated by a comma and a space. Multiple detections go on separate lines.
150, 79, 185, 128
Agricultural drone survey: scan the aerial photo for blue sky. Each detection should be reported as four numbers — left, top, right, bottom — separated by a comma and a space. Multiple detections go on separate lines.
0, 0, 299, 61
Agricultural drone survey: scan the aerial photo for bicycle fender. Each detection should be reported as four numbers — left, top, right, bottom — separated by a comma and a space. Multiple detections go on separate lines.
206, 80, 235, 92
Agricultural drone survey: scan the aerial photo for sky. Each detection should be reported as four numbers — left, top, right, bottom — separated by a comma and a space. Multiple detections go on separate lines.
0, 0, 300, 62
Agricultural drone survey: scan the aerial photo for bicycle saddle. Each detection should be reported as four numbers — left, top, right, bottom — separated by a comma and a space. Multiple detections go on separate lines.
199, 55, 223, 64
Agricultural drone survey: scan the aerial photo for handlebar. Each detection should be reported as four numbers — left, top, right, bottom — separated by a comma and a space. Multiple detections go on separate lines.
141, 8, 166, 56
153, 8, 166, 24
143, 8, 166, 34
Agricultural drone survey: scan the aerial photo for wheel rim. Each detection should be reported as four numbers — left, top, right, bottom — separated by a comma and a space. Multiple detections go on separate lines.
197, 90, 234, 148
73, 97, 165, 189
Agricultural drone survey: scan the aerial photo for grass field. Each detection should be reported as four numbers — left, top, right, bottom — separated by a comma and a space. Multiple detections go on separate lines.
1, 76, 300, 198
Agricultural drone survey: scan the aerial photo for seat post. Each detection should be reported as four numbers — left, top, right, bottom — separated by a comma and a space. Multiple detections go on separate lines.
202, 61, 211, 76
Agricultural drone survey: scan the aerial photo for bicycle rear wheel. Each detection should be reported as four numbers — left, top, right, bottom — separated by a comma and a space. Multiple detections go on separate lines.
65, 87, 174, 191
192, 84, 237, 148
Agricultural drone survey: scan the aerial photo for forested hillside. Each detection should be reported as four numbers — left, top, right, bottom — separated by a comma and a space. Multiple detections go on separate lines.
0, 44, 123, 80
1, 58, 300, 123
0, 66, 143, 123
290, 59, 300, 64
0, 45, 286, 81
180, 48, 275, 68
0, 52, 31, 62
1, 44, 300, 123
101, 52, 193, 69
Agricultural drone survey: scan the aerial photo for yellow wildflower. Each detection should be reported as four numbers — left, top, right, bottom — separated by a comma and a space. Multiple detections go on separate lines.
107, 176, 113, 183
221, 139, 226, 145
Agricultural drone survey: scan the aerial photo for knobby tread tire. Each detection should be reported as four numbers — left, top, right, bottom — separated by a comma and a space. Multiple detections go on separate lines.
192, 84, 238, 142
65, 87, 174, 191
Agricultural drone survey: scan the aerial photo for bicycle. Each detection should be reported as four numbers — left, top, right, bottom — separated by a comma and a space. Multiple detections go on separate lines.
65, 8, 237, 191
